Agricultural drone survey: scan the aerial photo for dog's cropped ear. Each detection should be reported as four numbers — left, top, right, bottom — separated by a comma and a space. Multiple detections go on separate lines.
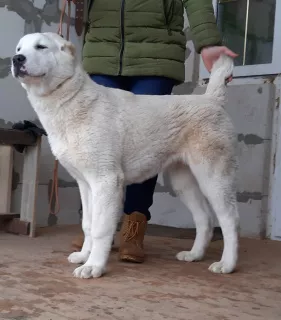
61, 41, 76, 57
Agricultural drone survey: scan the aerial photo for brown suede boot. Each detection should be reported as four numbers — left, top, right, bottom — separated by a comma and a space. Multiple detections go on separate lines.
71, 230, 84, 251
119, 212, 147, 263
72, 230, 116, 251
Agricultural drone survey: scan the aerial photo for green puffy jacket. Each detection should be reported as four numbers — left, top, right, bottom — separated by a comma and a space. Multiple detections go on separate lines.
83, 0, 221, 82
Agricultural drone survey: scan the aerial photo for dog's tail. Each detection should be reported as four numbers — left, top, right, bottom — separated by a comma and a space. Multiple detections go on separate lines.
205, 54, 234, 101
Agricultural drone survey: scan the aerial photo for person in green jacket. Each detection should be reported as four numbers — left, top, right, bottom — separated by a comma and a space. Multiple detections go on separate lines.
72, 0, 237, 263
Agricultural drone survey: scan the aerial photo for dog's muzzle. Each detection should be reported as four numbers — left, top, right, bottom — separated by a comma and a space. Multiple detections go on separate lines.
12, 54, 27, 77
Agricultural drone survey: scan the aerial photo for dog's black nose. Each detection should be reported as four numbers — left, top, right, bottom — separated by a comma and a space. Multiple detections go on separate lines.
12, 54, 26, 65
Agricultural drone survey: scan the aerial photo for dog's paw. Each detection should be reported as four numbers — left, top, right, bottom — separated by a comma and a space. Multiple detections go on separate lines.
68, 252, 89, 264
176, 251, 202, 262
208, 261, 235, 274
73, 264, 105, 279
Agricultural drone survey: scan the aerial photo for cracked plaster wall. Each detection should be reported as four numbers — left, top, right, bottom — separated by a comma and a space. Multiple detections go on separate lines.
0, 2, 274, 238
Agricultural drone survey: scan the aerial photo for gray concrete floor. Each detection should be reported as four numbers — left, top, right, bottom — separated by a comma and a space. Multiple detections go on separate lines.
0, 225, 281, 320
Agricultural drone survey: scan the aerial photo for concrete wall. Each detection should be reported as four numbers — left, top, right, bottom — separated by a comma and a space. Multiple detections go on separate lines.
0, 1, 276, 238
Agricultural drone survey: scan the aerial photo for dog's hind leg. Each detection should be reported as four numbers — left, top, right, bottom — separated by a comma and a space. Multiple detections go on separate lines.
189, 160, 239, 274
169, 163, 214, 262
73, 173, 124, 279
68, 179, 92, 264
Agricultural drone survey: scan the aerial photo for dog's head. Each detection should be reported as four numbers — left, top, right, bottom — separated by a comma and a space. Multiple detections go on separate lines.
11, 32, 76, 95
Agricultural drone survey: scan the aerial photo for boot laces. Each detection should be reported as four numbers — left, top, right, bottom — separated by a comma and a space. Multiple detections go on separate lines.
123, 220, 144, 242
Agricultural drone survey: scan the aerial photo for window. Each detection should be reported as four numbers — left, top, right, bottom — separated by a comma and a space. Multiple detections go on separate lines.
199, 0, 281, 78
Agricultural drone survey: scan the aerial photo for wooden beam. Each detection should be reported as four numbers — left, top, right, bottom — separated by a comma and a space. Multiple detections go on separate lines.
0, 146, 13, 214
0, 128, 36, 146
20, 138, 41, 237
0, 214, 20, 232
4, 218, 30, 235
0, 213, 20, 219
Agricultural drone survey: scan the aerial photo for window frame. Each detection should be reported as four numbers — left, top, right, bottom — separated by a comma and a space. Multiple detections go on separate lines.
199, 0, 281, 79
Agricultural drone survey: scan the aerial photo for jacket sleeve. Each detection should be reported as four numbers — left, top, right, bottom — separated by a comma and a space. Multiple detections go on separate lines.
182, 0, 222, 53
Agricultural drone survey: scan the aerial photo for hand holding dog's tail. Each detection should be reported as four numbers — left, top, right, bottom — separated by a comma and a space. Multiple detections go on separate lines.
205, 54, 234, 100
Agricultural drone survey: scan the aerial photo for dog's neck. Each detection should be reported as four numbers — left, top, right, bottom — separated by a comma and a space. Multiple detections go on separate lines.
23, 63, 104, 145
26, 64, 92, 125
24, 64, 92, 139
25, 64, 85, 100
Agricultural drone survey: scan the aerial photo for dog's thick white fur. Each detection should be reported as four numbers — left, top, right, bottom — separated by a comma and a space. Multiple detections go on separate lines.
12, 32, 239, 279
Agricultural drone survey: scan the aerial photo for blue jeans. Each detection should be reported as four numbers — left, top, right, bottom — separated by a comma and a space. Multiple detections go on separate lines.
90, 75, 176, 220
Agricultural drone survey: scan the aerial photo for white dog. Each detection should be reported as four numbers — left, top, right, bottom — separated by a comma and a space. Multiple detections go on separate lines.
12, 32, 239, 279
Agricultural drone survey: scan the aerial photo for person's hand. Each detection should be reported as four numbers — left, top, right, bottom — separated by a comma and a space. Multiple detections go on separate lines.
201, 46, 238, 82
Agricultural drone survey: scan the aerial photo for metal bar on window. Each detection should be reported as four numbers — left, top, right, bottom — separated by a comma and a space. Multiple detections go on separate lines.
243, 0, 250, 65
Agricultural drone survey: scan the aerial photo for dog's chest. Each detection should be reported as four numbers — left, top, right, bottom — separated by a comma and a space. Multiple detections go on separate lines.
40, 118, 75, 160
35, 110, 79, 162
47, 123, 94, 170
48, 134, 84, 178
46, 134, 71, 168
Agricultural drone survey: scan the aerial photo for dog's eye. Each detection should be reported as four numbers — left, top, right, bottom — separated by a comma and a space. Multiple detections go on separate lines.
17, 47, 21, 52
35, 44, 47, 50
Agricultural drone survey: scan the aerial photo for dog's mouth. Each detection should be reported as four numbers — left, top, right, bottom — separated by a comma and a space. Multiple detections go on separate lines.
13, 67, 46, 79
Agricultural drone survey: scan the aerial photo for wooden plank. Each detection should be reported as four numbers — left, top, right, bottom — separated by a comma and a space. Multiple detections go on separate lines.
20, 138, 41, 237
0, 214, 20, 231
4, 218, 30, 235
0, 128, 36, 146
0, 146, 13, 214
0, 213, 19, 219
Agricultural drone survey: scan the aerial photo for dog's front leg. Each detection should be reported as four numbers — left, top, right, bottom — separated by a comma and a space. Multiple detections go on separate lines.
73, 174, 123, 279
68, 179, 92, 264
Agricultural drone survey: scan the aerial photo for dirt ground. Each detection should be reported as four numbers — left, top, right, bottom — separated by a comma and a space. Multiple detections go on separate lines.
0, 225, 280, 320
